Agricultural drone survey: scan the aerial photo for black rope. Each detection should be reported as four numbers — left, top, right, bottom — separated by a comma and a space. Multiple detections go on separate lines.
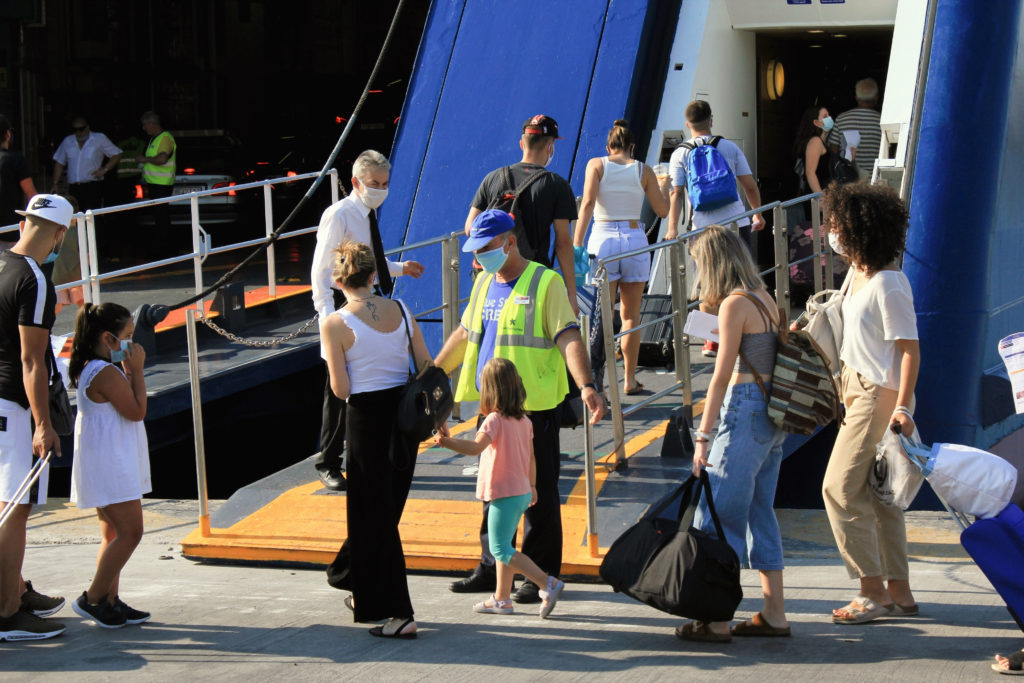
156, 0, 408, 315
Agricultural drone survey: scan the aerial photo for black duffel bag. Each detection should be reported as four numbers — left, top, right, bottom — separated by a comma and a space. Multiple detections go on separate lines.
599, 470, 742, 622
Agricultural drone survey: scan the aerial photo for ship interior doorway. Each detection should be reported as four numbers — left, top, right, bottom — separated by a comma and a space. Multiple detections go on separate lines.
753, 28, 893, 280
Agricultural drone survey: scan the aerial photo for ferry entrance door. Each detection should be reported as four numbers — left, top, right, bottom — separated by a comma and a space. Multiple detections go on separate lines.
753, 29, 893, 276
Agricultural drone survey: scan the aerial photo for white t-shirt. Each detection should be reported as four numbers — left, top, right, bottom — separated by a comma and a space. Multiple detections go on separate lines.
669, 135, 752, 229
840, 270, 918, 390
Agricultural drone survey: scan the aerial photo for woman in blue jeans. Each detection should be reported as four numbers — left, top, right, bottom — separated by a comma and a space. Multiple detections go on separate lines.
676, 225, 790, 644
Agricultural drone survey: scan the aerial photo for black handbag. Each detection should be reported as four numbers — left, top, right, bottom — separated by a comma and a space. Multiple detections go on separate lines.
46, 345, 74, 436
599, 471, 742, 622
395, 303, 453, 449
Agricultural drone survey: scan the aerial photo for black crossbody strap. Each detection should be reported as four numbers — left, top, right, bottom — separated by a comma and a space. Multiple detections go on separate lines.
395, 300, 416, 376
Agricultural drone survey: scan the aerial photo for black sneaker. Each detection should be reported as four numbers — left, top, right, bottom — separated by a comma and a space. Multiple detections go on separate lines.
114, 597, 151, 625
512, 580, 542, 604
0, 609, 66, 641
20, 581, 65, 618
448, 569, 497, 594
317, 468, 347, 491
72, 592, 126, 629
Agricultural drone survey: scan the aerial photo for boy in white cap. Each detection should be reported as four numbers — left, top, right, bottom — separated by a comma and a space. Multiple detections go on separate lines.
0, 194, 73, 641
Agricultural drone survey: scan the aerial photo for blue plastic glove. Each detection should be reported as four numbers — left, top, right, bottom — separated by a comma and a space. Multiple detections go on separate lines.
573, 245, 590, 287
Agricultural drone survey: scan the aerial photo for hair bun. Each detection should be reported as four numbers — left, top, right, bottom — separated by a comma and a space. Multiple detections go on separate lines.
613, 119, 629, 129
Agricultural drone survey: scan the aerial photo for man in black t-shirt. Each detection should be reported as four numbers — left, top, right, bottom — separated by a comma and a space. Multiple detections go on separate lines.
466, 115, 579, 314
0, 194, 72, 642
0, 115, 38, 230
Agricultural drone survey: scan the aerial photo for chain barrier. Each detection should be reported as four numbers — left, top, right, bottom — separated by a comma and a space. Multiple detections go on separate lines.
199, 313, 320, 348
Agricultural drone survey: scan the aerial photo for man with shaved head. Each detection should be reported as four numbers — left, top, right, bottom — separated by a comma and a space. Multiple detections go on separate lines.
51, 117, 122, 210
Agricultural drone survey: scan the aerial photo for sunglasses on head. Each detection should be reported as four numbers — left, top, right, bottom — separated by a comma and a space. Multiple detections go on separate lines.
72, 126, 87, 132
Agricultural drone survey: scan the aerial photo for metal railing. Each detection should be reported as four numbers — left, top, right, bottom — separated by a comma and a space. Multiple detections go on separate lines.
2, 170, 340, 311
188, 227, 464, 537
595, 192, 831, 466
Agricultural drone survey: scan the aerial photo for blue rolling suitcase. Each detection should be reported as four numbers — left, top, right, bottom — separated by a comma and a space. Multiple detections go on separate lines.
960, 502, 1024, 632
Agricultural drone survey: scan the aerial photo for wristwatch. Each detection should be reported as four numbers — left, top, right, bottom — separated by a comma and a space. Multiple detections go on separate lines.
581, 382, 597, 392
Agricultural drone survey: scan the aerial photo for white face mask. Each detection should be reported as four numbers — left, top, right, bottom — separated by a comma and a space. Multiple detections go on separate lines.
828, 231, 844, 255
545, 146, 555, 168
358, 185, 389, 210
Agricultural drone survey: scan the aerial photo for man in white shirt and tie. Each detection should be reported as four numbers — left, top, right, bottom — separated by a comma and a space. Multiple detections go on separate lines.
310, 149, 424, 490
50, 117, 122, 210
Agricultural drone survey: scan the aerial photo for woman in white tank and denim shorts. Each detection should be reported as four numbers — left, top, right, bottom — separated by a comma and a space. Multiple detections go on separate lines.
574, 120, 670, 395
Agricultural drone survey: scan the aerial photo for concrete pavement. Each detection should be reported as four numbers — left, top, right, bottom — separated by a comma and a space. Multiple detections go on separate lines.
1, 500, 1019, 681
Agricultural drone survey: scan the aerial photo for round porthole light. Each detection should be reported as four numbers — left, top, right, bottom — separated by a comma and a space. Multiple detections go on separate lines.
766, 60, 785, 100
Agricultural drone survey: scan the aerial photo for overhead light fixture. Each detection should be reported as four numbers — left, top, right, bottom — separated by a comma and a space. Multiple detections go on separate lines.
834, 33, 847, 38
809, 44, 823, 48
766, 60, 785, 100
808, 29, 825, 34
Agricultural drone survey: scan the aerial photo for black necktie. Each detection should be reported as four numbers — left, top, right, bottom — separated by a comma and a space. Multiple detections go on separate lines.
368, 209, 394, 297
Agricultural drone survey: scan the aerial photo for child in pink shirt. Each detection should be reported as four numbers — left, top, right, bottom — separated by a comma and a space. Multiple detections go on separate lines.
435, 358, 565, 618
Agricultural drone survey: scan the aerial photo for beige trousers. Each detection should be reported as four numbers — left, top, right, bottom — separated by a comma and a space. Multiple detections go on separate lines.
822, 366, 909, 580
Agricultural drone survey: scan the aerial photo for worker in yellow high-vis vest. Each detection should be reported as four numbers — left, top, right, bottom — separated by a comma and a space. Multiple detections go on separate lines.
434, 209, 605, 601
135, 111, 176, 245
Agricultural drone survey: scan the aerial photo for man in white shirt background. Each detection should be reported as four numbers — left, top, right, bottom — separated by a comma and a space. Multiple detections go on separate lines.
50, 117, 122, 210
310, 149, 424, 490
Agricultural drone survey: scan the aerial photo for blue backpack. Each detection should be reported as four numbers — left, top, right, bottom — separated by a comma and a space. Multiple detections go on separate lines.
680, 136, 738, 211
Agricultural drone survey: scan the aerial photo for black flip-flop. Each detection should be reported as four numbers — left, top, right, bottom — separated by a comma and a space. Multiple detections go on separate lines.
369, 617, 417, 639
993, 649, 1024, 675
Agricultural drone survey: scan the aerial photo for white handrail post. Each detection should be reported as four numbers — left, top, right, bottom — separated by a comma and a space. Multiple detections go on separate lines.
443, 234, 462, 420
263, 184, 276, 297
599, 271, 626, 466
85, 211, 101, 304
191, 196, 204, 315
811, 197, 823, 293
669, 238, 693, 412
581, 312, 598, 557
76, 212, 92, 304
186, 307, 211, 537
329, 169, 339, 204
773, 205, 791, 322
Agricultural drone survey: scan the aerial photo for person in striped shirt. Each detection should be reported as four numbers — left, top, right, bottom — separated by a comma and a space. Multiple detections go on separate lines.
827, 78, 883, 178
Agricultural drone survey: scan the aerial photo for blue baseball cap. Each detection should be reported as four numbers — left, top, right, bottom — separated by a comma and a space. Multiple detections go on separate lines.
463, 209, 515, 252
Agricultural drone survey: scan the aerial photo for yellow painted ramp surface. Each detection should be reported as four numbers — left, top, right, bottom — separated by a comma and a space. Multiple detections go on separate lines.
181, 418, 674, 576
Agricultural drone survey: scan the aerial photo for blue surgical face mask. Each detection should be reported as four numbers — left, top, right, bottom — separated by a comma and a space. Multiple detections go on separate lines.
822, 116, 835, 132
41, 232, 64, 265
475, 239, 510, 274
109, 337, 133, 363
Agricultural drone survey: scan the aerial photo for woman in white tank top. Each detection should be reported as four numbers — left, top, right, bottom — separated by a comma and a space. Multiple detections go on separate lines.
573, 120, 670, 395
321, 240, 432, 640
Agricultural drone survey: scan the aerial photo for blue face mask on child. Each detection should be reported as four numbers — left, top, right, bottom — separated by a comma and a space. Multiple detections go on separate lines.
109, 337, 133, 363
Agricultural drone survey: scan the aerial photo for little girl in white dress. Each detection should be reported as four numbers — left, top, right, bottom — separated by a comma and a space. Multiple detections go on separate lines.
68, 302, 151, 629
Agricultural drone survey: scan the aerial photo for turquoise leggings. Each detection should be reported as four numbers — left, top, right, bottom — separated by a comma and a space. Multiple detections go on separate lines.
487, 492, 532, 565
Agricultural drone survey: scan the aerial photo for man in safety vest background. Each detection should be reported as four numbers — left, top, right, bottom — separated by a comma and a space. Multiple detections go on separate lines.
434, 209, 605, 603
135, 111, 176, 246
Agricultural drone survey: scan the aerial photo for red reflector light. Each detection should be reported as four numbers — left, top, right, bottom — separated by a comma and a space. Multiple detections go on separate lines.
335, 116, 346, 124
183, 167, 196, 175
369, 89, 382, 93
286, 171, 297, 177
134, 184, 144, 199
394, 116, 401, 125
212, 181, 238, 196
256, 161, 269, 166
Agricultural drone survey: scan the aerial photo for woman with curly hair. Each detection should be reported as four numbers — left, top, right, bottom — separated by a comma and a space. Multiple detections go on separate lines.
821, 182, 920, 625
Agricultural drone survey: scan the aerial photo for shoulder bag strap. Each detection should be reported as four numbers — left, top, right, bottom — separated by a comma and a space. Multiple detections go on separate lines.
731, 290, 778, 400
395, 300, 417, 376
